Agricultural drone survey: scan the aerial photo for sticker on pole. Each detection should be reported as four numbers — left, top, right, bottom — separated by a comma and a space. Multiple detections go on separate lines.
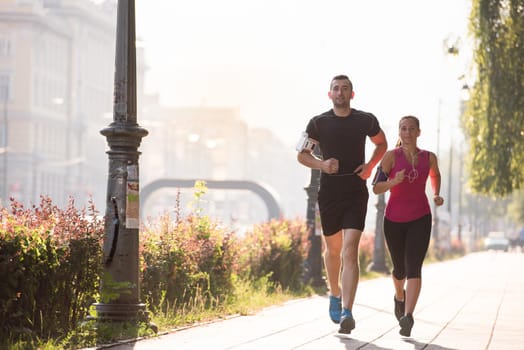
315, 203, 322, 236
126, 164, 140, 229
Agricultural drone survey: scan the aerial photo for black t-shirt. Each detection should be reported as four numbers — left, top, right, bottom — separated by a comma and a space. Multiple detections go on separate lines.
305, 108, 381, 191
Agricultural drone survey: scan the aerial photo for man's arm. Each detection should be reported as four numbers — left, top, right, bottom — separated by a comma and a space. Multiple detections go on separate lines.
297, 138, 340, 174
297, 150, 323, 169
356, 129, 388, 179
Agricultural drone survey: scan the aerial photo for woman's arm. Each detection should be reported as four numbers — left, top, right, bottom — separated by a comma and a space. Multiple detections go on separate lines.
429, 152, 444, 206
372, 151, 405, 194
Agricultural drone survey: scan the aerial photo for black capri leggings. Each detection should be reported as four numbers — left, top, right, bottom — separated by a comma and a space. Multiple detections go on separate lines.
383, 214, 432, 280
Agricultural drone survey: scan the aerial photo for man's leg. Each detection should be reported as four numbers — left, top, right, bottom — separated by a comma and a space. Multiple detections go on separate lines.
323, 231, 342, 297
341, 228, 362, 311
338, 228, 361, 333
324, 231, 342, 323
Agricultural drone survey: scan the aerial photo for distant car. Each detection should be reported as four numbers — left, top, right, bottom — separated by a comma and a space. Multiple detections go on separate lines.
484, 232, 509, 252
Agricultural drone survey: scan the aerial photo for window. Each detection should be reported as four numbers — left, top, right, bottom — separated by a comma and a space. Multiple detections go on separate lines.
0, 35, 12, 57
0, 73, 11, 102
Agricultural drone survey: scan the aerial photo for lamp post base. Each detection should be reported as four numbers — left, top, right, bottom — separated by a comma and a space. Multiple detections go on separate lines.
367, 262, 389, 274
92, 303, 158, 333
94, 302, 148, 322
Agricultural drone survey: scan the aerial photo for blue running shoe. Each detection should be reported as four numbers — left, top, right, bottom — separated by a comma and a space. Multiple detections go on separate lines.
329, 295, 341, 323
339, 308, 355, 334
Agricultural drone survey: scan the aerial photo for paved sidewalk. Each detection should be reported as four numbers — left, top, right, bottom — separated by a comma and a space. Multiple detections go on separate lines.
100, 251, 524, 349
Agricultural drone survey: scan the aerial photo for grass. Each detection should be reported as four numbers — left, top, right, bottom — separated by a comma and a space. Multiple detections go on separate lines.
150, 275, 321, 333
2, 257, 440, 349
4, 275, 325, 350
1, 251, 394, 350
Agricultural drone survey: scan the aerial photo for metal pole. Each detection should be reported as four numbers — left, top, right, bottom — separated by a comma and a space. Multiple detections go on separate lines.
369, 193, 388, 273
94, 0, 150, 324
457, 142, 463, 242
432, 100, 441, 243
447, 144, 452, 214
304, 167, 323, 286
2, 85, 7, 203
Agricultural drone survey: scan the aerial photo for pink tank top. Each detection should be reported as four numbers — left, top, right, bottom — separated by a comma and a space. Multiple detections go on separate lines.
385, 148, 431, 222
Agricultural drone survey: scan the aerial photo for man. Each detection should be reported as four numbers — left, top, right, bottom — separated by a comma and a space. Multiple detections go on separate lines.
297, 75, 387, 334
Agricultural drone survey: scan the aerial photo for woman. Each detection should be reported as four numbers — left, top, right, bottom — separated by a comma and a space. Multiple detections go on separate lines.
372, 115, 444, 337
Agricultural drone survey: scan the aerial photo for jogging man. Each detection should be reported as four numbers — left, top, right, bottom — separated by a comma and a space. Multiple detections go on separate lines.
297, 74, 387, 333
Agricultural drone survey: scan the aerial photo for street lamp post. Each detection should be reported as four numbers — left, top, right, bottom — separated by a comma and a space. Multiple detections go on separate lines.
304, 167, 323, 286
94, 0, 150, 325
432, 100, 441, 243
457, 141, 463, 242
369, 193, 388, 273
1, 84, 8, 204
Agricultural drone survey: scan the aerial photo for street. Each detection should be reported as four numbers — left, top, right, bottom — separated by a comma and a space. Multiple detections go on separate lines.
95, 251, 524, 350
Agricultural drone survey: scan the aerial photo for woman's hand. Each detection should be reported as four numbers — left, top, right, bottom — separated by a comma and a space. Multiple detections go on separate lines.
391, 169, 405, 185
433, 195, 444, 206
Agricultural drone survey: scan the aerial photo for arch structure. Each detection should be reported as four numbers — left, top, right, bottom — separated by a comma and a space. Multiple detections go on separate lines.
140, 179, 282, 221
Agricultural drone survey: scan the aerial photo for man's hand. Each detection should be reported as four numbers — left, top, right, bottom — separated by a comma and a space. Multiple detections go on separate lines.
322, 158, 339, 174
355, 163, 372, 180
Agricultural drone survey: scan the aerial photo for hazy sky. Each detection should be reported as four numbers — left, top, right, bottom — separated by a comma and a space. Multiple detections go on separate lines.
128, 0, 472, 152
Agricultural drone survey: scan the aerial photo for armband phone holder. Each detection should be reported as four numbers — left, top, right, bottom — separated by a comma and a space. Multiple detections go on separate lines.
372, 166, 389, 185
296, 131, 316, 152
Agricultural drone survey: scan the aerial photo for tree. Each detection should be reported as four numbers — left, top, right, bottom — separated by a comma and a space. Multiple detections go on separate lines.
462, 0, 524, 197
508, 190, 524, 225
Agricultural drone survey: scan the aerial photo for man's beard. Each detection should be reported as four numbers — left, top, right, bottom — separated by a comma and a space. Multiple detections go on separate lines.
333, 99, 349, 108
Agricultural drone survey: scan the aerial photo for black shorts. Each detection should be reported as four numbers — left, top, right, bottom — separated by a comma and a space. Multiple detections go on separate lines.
318, 188, 369, 236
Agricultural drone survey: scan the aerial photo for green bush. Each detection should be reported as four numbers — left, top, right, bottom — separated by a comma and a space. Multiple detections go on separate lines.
240, 219, 310, 292
140, 212, 240, 312
140, 183, 241, 312
0, 196, 103, 342
0, 183, 313, 346
140, 183, 310, 312
358, 232, 376, 272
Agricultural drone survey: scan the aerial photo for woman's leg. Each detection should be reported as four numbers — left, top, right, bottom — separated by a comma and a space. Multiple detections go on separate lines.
404, 214, 432, 315
384, 218, 407, 318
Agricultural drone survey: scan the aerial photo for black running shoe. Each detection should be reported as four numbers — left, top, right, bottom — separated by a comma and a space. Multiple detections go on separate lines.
394, 290, 405, 321
338, 309, 355, 334
399, 313, 414, 337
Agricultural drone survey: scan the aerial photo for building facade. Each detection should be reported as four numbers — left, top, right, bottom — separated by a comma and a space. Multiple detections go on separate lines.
139, 104, 308, 229
0, 0, 116, 208
0, 0, 308, 230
